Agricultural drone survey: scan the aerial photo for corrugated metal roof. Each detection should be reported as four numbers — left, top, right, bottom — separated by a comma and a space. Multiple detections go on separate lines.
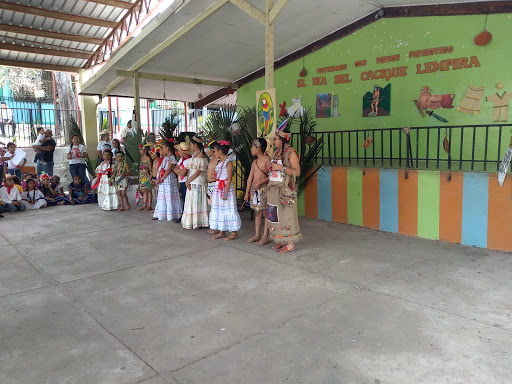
0, 0, 137, 70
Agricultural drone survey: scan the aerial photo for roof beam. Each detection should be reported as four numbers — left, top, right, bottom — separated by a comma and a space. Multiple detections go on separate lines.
228, 0, 265, 25
0, 24, 104, 45
100, 0, 229, 97
269, 0, 288, 24
195, 88, 230, 109
0, 3, 117, 28
81, 0, 132, 9
0, 43, 91, 60
0, 59, 80, 73
116, 70, 239, 88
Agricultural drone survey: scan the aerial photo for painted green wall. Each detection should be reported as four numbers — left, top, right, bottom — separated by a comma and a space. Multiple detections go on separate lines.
238, 14, 512, 171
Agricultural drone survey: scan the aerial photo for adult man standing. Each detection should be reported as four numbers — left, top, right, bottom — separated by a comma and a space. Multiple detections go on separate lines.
33, 129, 56, 176
0, 102, 16, 137
121, 120, 133, 141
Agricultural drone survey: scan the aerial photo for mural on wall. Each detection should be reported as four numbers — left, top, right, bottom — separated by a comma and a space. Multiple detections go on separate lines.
279, 101, 287, 117
287, 96, 305, 118
457, 85, 485, 115
316, 93, 332, 118
256, 89, 276, 137
486, 83, 512, 122
332, 95, 340, 117
498, 137, 512, 187
418, 86, 456, 110
363, 84, 391, 117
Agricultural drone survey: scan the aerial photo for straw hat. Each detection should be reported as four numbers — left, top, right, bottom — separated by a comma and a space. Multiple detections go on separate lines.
100, 129, 110, 137
174, 141, 193, 155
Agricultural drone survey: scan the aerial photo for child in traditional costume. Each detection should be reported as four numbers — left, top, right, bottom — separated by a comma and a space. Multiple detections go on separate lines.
182, 135, 209, 230
68, 175, 95, 204
245, 138, 271, 245
152, 140, 182, 221
22, 178, 47, 210
173, 141, 193, 223
206, 141, 218, 206
267, 123, 302, 253
94, 149, 119, 211
209, 140, 242, 240
111, 151, 131, 211
138, 143, 153, 211
149, 145, 162, 197
39, 173, 65, 206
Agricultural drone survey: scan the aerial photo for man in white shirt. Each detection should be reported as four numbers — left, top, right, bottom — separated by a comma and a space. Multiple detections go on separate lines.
121, 120, 133, 141
0, 102, 16, 137
0, 174, 26, 212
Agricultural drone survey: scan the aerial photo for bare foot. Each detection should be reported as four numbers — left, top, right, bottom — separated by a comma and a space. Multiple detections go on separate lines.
247, 235, 261, 243
208, 229, 220, 234
125, 204, 131, 211
137, 205, 145, 211
256, 238, 270, 246
144, 206, 153, 211
224, 233, 239, 241
212, 232, 226, 240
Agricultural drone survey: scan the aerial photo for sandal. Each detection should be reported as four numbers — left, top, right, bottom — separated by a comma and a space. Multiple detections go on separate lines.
278, 246, 295, 254
212, 232, 226, 240
137, 204, 146, 211
247, 236, 261, 243
144, 206, 153, 211
208, 229, 220, 234
151, 217, 158, 221
125, 204, 131, 211
256, 238, 270, 246
118, 207, 125, 211
224, 233, 239, 241
272, 244, 284, 250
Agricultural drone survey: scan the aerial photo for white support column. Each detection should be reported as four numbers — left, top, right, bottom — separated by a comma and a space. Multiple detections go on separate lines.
133, 71, 141, 130
265, 0, 274, 90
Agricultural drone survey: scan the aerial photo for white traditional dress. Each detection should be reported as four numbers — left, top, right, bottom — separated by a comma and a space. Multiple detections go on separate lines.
182, 155, 209, 229
153, 156, 182, 221
94, 161, 119, 211
209, 158, 241, 232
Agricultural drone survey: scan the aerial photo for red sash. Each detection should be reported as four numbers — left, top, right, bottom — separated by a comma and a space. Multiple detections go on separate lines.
92, 168, 112, 189
217, 179, 227, 192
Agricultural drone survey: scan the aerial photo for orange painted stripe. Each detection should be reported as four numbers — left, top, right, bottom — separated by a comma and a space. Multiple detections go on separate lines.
331, 167, 348, 223
304, 167, 318, 219
488, 173, 512, 252
398, 169, 418, 236
362, 168, 380, 230
439, 171, 463, 244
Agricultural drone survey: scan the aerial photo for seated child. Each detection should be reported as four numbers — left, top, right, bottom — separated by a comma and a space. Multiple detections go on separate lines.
22, 178, 47, 210
21, 173, 40, 189
0, 174, 26, 212
68, 175, 95, 204
51, 175, 64, 196
12, 176, 23, 194
39, 173, 65, 206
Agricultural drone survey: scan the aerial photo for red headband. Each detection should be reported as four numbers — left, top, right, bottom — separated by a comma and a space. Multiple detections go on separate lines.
218, 140, 230, 146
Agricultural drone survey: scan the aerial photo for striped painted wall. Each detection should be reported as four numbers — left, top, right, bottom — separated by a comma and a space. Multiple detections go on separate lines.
299, 167, 512, 253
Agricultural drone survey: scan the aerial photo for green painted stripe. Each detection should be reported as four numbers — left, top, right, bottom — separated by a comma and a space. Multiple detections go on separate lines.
347, 167, 363, 226
417, 170, 440, 240
297, 191, 305, 217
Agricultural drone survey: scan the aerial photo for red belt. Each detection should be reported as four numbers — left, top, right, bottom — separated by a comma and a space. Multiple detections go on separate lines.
217, 179, 227, 192
92, 168, 112, 189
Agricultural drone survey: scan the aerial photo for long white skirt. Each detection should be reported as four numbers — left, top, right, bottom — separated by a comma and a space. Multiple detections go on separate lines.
153, 174, 182, 221
209, 185, 241, 232
97, 174, 119, 211
182, 183, 209, 229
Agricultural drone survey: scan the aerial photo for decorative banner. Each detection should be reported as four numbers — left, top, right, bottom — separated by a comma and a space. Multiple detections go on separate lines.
332, 95, 340, 117
316, 93, 332, 118
362, 84, 391, 117
256, 89, 276, 138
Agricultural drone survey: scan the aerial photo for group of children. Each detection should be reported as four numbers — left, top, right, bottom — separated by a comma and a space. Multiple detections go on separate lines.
119, 134, 272, 244
0, 172, 95, 216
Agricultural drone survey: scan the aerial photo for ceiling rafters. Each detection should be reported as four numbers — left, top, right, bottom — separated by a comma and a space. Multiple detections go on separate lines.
0, 2, 117, 28
0, 24, 104, 45
81, 0, 133, 9
83, 0, 165, 69
0, 42, 92, 59
0, 59, 80, 73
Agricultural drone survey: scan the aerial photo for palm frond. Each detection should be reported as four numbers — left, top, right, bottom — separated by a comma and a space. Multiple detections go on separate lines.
159, 113, 180, 141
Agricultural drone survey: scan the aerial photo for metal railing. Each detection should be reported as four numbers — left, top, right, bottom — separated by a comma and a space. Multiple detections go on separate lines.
292, 124, 512, 173
0, 106, 80, 147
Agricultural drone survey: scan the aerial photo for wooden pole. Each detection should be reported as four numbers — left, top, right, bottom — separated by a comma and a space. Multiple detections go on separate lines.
133, 71, 140, 130
107, 96, 113, 135
265, 0, 274, 89
184, 102, 188, 132
52, 71, 59, 135
116, 97, 120, 133
146, 99, 151, 133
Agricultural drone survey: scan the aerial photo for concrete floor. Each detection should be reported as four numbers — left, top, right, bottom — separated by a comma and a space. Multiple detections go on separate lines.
1, 196, 511, 384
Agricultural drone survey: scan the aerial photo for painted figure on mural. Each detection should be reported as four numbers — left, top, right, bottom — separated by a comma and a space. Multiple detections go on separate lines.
257, 91, 275, 136
370, 86, 381, 116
